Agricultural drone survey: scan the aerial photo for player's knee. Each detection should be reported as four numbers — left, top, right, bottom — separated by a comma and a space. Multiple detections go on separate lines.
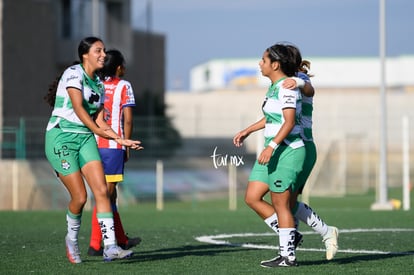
93, 183, 110, 198
244, 194, 257, 208
71, 193, 88, 207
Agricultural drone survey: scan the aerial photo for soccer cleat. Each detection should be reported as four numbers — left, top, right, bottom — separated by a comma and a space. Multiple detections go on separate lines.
323, 226, 339, 260
260, 255, 298, 268
65, 235, 81, 264
120, 236, 142, 250
103, 245, 133, 262
294, 231, 303, 249
87, 246, 103, 256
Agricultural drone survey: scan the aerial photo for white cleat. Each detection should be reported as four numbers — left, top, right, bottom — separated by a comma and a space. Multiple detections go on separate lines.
323, 226, 339, 260
103, 245, 133, 262
65, 235, 82, 264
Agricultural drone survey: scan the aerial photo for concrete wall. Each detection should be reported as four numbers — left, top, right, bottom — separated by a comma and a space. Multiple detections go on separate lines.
166, 88, 414, 152
0, 160, 50, 210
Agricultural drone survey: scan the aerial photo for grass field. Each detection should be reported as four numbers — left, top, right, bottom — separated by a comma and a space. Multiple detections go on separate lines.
1, 189, 413, 275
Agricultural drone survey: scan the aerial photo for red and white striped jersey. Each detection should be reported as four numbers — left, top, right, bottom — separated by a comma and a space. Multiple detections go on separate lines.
96, 76, 136, 149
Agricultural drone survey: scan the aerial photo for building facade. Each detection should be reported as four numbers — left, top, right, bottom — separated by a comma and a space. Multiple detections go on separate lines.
190, 56, 414, 92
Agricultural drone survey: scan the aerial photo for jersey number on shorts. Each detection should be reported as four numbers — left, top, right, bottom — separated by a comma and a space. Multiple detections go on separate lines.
54, 145, 69, 158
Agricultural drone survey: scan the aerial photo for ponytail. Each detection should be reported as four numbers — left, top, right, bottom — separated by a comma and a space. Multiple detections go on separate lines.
44, 75, 60, 107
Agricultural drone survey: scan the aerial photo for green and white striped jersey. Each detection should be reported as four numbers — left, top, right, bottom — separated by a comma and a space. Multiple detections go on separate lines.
298, 72, 314, 142
262, 78, 304, 149
46, 64, 105, 133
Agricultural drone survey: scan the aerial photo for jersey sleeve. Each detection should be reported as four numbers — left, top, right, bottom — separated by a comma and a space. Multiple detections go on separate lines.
121, 80, 136, 107
279, 88, 298, 109
63, 66, 83, 91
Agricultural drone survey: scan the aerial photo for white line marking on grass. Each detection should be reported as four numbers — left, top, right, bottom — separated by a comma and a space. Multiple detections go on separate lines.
195, 228, 414, 255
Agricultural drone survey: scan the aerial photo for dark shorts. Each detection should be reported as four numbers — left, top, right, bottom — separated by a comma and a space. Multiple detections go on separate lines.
98, 148, 126, 182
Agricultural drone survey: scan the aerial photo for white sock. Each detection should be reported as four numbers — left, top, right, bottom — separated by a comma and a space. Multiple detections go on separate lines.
264, 213, 300, 233
97, 212, 116, 247
295, 202, 328, 236
66, 210, 81, 242
264, 213, 279, 234
279, 228, 296, 259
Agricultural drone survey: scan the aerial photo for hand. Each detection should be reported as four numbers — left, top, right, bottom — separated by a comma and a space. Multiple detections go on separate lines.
257, 147, 273, 165
282, 78, 297, 90
117, 138, 144, 150
130, 143, 144, 150
233, 130, 249, 147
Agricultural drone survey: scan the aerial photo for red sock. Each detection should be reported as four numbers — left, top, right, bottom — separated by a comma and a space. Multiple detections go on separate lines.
113, 210, 128, 245
89, 206, 102, 250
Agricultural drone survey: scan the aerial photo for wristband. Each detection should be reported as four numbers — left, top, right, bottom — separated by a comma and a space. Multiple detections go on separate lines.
292, 77, 305, 89
268, 140, 278, 149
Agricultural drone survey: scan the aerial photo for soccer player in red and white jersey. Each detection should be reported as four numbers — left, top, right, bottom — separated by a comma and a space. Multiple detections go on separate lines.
88, 49, 142, 256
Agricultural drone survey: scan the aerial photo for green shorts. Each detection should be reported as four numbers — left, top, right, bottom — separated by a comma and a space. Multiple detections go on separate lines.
248, 143, 305, 193
296, 141, 317, 193
45, 127, 101, 176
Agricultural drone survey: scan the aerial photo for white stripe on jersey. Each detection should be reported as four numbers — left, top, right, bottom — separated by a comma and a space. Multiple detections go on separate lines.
107, 80, 125, 149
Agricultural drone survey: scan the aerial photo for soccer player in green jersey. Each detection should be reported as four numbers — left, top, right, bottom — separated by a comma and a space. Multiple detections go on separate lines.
44, 37, 143, 264
234, 43, 305, 267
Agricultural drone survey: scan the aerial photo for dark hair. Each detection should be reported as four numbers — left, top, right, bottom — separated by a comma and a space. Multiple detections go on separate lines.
285, 44, 314, 77
266, 44, 297, 77
285, 44, 302, 71
77, 36, 103, 62
44, 37, 103, 107
98, 49, 125, 79
44, 74, 60, 107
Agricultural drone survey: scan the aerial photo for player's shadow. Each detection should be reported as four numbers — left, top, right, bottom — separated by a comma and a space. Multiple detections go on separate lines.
122, 244, 257, 263
298, 250, 414, 266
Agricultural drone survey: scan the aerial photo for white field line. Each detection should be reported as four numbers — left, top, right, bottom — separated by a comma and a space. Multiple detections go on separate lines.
195, 228, 414, 255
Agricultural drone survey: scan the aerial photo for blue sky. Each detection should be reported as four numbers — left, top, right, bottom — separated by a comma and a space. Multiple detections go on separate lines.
131, 0, 414, 90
